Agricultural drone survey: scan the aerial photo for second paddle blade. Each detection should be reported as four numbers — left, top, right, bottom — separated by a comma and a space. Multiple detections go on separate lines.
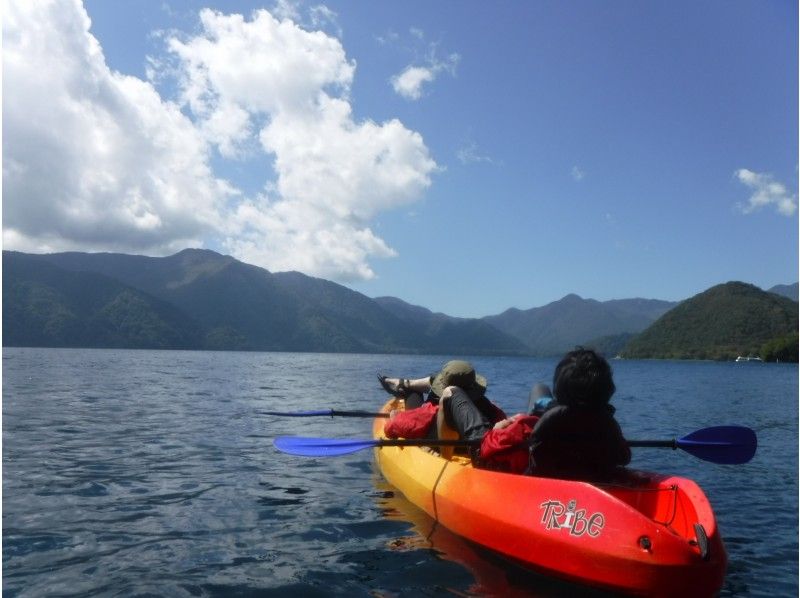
273, 436, 376, 457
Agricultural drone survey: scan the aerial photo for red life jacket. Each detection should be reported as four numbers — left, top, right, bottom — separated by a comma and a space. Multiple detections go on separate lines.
384, 402, 438, 439
384, 401, 508, 439
479, 415, 540, 473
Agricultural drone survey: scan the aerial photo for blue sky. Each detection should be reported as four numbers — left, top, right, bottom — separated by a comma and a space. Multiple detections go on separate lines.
4, 1, 797, 317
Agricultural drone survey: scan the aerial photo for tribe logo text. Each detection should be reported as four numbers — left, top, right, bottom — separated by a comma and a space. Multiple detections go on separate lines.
539, 499, 605, 537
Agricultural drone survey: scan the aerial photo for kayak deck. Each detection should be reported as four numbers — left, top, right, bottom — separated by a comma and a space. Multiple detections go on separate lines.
373, 398, 726, 597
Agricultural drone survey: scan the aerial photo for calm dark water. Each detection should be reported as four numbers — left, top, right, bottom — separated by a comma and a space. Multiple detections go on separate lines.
3, 348, 797, 597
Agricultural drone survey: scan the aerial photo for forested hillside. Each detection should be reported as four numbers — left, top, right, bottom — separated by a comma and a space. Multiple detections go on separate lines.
621, 282, 798, 361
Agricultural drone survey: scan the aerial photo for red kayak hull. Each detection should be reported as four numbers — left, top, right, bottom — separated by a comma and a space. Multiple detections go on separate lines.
373, 398, 726, 596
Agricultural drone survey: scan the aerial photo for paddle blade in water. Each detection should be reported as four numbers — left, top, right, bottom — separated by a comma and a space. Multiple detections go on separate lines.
273, 436, 377, 457
677, 425, 757, 464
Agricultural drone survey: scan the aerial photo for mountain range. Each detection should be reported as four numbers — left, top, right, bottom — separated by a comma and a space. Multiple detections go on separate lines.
3, 249, 797, 358
3, 250, 525, 354
482, 295, 676, 356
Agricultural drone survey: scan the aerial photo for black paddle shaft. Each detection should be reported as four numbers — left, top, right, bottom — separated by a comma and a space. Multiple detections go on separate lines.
332, 410, 389, 418
628, 439, 677, 449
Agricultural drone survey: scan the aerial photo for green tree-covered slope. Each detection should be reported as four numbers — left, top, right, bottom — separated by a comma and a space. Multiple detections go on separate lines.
3, 252, 201, 349
621, 282, 798, 360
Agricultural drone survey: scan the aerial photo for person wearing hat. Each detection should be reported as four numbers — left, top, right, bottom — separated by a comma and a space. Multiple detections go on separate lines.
379, 360, 507, 455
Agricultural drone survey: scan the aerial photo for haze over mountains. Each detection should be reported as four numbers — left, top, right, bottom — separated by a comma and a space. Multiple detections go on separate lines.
3, 249, 797, 359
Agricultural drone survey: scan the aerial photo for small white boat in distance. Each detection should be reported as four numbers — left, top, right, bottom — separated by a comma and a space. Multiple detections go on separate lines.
735, 355, 763, 362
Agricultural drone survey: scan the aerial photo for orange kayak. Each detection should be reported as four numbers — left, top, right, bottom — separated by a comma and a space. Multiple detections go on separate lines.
373, 398, 726, 597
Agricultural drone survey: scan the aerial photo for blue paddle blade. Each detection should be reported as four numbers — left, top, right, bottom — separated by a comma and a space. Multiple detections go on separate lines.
273, 436, 378, 457
676, 425, 757, 464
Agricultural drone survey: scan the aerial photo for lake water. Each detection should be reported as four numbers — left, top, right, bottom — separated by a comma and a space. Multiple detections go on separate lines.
3, 348, 797, 597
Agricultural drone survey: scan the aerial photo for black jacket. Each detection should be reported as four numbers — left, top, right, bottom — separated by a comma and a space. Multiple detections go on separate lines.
528, 403, 630, 481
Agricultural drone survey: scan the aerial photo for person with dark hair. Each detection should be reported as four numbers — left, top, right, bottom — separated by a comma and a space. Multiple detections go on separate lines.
527, 348, 630, 481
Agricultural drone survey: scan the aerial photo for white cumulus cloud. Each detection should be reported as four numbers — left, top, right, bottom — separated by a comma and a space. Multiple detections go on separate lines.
735, 168, 797, 216
392, 66, 436, 100
2, 0, 231, 254
166, 8, 437, 279
3, 1, 438, 281
390, 36, 460, 102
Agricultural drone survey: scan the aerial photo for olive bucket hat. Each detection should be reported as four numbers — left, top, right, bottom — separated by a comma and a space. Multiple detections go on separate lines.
430, 360, 487, 401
